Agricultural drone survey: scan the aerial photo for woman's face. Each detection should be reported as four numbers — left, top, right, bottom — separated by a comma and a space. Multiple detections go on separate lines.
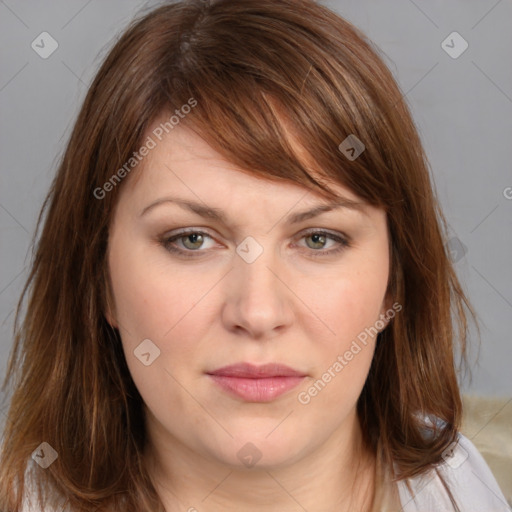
107, 121, 391, 470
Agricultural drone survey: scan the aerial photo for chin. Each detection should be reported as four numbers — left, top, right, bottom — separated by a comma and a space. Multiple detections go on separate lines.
205, 431, 306, 470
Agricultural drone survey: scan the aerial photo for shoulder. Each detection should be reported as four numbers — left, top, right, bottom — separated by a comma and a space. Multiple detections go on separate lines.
396, 432, 511, 512
20, 463, 70, 512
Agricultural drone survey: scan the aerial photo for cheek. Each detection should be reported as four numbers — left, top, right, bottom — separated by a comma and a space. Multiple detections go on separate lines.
108, 243, 216, 367
296, 275, 383, 416
294, 252, 388, 404
108, 249, 207, 416
108, 257, 167, 343
109, 237, 189, 337
301, 266, 388, 349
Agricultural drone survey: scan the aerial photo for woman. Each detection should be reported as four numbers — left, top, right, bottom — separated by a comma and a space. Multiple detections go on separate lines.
0, 0, 509, 511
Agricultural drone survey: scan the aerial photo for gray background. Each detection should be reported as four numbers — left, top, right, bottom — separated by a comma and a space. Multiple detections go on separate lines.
1, 0, 511, 420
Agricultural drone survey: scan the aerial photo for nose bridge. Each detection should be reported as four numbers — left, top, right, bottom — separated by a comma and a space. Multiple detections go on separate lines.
222, 237, 293, 337
235, 239, 282, 307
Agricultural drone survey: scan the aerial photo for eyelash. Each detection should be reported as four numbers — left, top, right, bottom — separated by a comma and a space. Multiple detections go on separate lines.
159, 229, 351, 259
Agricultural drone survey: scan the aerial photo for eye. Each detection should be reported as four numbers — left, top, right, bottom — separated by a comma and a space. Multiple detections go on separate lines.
160, 229, 217, 257
159, 228, 351, 259
304, 233, 332, 250
178, 232, 208, 250
296, 230, 350, 257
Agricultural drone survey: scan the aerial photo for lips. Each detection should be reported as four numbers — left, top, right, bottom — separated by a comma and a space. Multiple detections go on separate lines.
207, 363, 307, 402
208, 362, 306, 378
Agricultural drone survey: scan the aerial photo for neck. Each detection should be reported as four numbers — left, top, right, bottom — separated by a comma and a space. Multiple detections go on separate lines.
144, 408, 376, 512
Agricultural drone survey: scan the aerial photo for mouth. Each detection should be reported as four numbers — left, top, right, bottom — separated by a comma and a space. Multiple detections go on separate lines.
206, 363, 307, 402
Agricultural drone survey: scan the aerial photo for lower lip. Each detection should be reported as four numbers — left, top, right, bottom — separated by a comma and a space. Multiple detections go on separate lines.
208, 375, 305, 402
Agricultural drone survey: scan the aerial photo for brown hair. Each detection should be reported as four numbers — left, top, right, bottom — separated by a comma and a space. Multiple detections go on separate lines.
0, 0, 475, 510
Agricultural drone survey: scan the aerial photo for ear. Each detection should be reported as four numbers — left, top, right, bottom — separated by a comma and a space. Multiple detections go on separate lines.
104, 299, 119, 329
104, 307, 118, 329
380, 292, 393, 315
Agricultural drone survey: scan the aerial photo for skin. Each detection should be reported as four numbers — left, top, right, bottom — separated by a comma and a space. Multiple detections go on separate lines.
106, 117, 392, 512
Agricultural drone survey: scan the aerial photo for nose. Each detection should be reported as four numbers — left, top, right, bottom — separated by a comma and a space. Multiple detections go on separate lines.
221, 244, 294, 340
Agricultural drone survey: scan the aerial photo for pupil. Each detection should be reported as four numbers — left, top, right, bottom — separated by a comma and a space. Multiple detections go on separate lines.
310, 234, 325, 248
185, 233, 202, 249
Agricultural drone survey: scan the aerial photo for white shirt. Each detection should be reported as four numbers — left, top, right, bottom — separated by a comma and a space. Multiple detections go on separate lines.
396, 433, 511, 511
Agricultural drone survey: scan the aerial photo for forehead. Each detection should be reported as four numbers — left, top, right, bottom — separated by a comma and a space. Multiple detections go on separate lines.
121, 117, 362, 209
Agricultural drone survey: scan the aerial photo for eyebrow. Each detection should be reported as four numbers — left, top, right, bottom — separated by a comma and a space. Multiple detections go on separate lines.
139, 195, 367, 224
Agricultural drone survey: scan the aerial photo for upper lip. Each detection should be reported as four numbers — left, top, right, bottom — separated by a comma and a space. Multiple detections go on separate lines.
207, 363, 306, 378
